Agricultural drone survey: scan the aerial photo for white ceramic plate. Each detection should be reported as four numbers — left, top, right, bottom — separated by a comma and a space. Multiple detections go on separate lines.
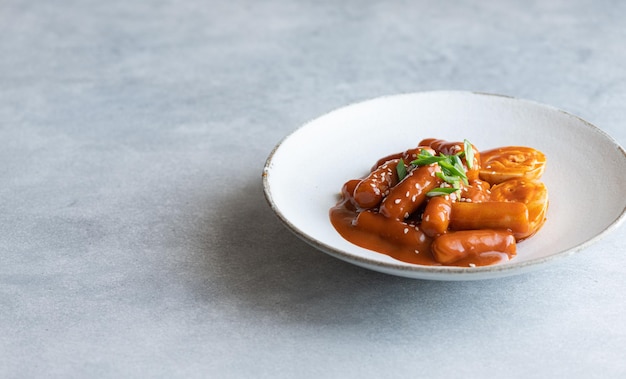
263, 91, 626, 280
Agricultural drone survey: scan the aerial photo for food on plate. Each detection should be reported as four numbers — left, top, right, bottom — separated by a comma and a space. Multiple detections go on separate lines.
353, 159, 401, 209
479, 146, 546, 184
378, 163, 442, 220
329, 138, 548, 267
448, 201, 530, 239
431, 230, 516, 265
490, 178, 549, 239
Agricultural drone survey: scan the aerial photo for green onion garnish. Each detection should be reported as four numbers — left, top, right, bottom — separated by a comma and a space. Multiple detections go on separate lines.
439, 159, 468, 184
464, 139, 474, 169
426, 187, 459, 197
410, 150, 447, 166
396, 158, 407, 181
436, 171, 460, 186
409, 140, 475, 197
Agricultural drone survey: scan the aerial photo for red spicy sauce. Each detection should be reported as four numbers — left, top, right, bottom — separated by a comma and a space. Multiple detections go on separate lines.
329, 180, 511, 267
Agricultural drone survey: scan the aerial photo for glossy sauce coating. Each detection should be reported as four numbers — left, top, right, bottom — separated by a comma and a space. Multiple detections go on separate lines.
479, 146, 546, 184
490, 178, 548, 239
330, 183, 438, 265
431, 230, 516, 265
449, 201, 530, 238
420, 138, 481, 181
379, 164, 442, 220
459, 179, 491, 203
371, 147, 435, 171
353, 159, 400, 209
329, 139, 548, 267
421, 196, 452, 238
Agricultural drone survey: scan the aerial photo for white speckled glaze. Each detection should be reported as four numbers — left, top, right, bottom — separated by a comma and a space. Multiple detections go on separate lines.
263, 91, 626, 280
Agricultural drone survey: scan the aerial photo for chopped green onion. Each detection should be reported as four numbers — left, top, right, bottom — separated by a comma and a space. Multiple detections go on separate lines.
450, 155, 469, 185
426, 187, 459, 197
410, 140, 475, 192
396, 158, 407, 181
436, 171, 460, 186
410, 150, 447, 166
439, 159, 467, 181
452, 154, 464, 169
464, 139, 474, 169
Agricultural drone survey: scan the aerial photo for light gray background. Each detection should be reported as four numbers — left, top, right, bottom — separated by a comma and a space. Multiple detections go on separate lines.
2, 0, 625, 378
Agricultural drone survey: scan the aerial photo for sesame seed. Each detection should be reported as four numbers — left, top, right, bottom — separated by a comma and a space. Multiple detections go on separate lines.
403, 228, 409, 234
404, 212, 409, 218
414, 250, 420, 254
394, 199, 401, 204
469, 263, 476, 268
405, 191, 410, 197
